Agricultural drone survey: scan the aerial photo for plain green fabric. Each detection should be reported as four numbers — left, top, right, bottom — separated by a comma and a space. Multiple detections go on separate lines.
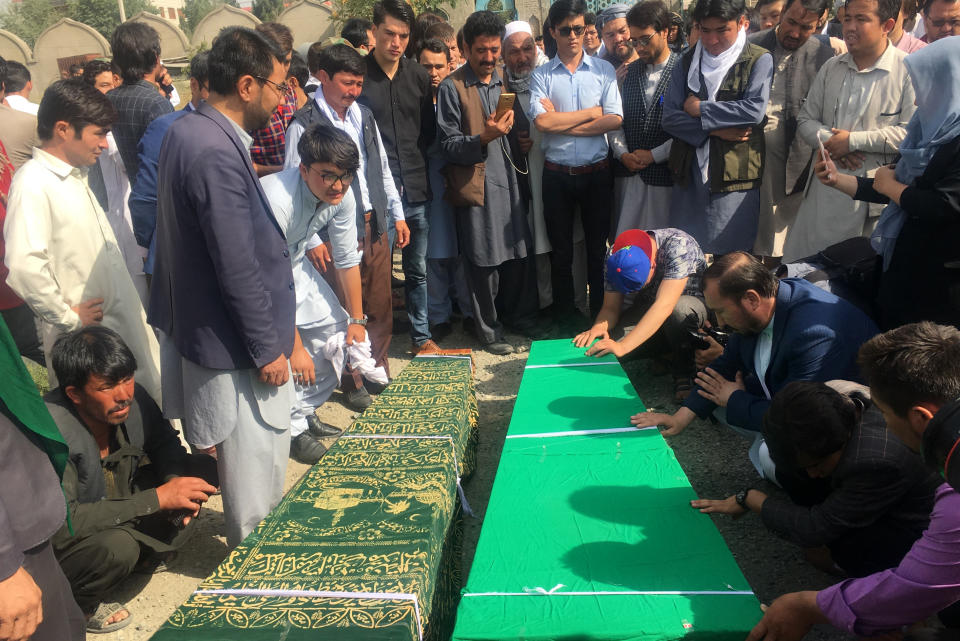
452, 341, 761, 640
0, 315, 68, 480
524, 339, 619, 367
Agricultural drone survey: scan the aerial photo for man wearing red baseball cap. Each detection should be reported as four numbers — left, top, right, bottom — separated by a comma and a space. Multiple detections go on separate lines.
573, 227, 708, 399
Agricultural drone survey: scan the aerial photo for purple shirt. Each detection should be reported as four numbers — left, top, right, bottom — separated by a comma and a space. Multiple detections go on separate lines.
895, 32, 928, 53
818, 483, 960, 636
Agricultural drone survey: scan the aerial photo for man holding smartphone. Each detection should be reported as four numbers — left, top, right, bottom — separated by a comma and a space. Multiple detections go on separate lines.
436, 10, 539, 355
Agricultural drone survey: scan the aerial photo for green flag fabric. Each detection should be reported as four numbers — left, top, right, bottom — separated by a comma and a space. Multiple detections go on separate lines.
451, 340, 762, 640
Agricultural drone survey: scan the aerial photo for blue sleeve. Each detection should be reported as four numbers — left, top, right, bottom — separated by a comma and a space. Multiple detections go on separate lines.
600, 65, 623, 117
661, 61, 709, 148
699, 53, 773, 130
128, 118, 168, 249
528, 67, 549, 121
683, 336, 750, 419
328, 190, 361, 270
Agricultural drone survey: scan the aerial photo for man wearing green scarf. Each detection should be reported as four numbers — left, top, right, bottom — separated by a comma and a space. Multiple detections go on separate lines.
0, 316, 84, 640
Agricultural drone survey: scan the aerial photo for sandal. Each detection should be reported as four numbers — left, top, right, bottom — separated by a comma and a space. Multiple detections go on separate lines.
86, 602, 133, 634
673, 376, 694, 403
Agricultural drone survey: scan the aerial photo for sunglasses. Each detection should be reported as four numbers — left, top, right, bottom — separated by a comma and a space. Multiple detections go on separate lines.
628, 34, 657, 48
255, 75, 290, 96
556, 25, 586, 37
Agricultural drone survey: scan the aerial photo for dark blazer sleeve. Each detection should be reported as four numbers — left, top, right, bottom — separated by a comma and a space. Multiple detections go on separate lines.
683, 335, 751, 419
183, 146, 284, 367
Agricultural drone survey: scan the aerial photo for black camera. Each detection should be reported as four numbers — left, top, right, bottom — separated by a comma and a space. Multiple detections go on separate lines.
688, 326, 730, 351
922, 399, 960, 492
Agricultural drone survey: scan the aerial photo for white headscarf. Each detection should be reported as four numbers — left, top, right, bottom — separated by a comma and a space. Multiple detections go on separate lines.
687, 28, 748, 182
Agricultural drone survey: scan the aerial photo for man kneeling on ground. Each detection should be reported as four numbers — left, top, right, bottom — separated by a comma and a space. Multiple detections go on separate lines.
692, 380, 939, 578
47, 327, 218, 634
573, 228, 707, 401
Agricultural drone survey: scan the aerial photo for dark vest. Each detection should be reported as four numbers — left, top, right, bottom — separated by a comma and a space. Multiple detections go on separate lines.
668, 42, 769, 193
291, 100, 389, 240
615, 53, 679, 187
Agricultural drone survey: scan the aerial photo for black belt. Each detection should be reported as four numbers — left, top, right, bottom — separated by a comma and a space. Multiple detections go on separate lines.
544, 159, 609, 175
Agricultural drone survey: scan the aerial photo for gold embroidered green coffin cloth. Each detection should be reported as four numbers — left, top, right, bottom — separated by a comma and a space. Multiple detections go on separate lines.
150, 355, 476, 641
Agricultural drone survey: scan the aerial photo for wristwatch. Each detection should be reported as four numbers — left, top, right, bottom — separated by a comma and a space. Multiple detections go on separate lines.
735, 488, 751, 509
348, 314, 368, 327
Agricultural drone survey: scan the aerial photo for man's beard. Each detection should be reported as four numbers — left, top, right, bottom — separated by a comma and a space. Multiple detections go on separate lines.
616, 42, 635, 62
505, 66, 532, 93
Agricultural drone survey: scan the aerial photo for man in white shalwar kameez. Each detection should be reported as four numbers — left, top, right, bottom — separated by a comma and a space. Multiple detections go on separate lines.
783, 0, 915, 261
4, 79, 161, 404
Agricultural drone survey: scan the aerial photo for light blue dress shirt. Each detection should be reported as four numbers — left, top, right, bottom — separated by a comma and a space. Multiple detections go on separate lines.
753, 312, 775, 399
528, 53, 624, 167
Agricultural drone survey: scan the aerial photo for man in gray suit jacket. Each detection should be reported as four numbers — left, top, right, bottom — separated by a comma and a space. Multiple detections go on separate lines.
148, 27, 295, 547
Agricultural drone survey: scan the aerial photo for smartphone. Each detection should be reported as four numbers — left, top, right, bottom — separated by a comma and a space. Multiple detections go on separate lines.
495, 93, 516, 120
817, 135, 829, 164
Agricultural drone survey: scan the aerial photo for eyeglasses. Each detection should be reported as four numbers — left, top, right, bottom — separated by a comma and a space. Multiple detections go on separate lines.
255, 75, 290, 96
556, 25, 586, 37
929, 17, 960, 29
308, 165, 356, 188
628, 34, 657, 48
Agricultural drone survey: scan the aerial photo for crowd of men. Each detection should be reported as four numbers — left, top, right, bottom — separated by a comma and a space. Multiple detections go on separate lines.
0, 0, 959, 636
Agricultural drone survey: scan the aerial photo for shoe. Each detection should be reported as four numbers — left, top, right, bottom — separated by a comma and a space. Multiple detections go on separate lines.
431, 321, 453, 342
290, 432, 329, 464
483, 340, 515, 355
364, 379, 389, 395
343, 386, 373, 411
413, 339, 441, 355
85, 602, 133, 634
306, 414, 344, 438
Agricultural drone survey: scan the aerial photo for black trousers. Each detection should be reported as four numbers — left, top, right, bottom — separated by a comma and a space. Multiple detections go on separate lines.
616, 294, 707, 378
1, 303, 45, 366
541, 167, 613, 316
21, 541, 85, 640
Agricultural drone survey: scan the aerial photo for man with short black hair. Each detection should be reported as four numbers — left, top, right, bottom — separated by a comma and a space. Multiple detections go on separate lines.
106, 22, 172, 180
608, 0, 679, 235
0, 55, 39, 169
250, 22, 297, 177
750, 0, 836, 259
150, 27, 294, 547
662, 0, 774, 255
583, 12, 602, 54
633, 251, 878, 479
921, 0, 960, 40
530, 0, 624, 324
748, 322, 960, 641
4, 79, 163, 404
342, 17, 376, 50
3, 60, 37, 115
437, 11, 540, 355
285, 43, 406, 412
361, 0, 438, 355
129, 51, 209, 277
82, 59, 118, 94
784, 0, 915, 260
425, 21, 462, 68
46, 327, 217, 633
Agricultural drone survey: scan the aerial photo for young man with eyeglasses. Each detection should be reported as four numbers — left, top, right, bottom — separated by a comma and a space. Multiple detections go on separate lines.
749, 0, 836, 260
284, 44, 406, 412
608, 0, 679, 236
782, 0, 916, 261
262, 125, 366, 464
529, 0, 624, 330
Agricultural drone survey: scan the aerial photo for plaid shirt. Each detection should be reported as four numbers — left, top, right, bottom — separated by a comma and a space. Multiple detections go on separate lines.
106, 80, 174, 179
250, 87, 297, 167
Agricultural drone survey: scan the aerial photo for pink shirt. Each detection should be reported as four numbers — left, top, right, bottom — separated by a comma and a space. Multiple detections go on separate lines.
895, 32, 928, 53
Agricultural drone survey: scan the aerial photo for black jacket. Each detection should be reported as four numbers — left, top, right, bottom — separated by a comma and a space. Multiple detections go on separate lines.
854, 134, 960, 328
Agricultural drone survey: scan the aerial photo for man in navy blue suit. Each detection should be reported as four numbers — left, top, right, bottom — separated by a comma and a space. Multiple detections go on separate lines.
633, 252, 879, 481
148, 27, 295, 547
